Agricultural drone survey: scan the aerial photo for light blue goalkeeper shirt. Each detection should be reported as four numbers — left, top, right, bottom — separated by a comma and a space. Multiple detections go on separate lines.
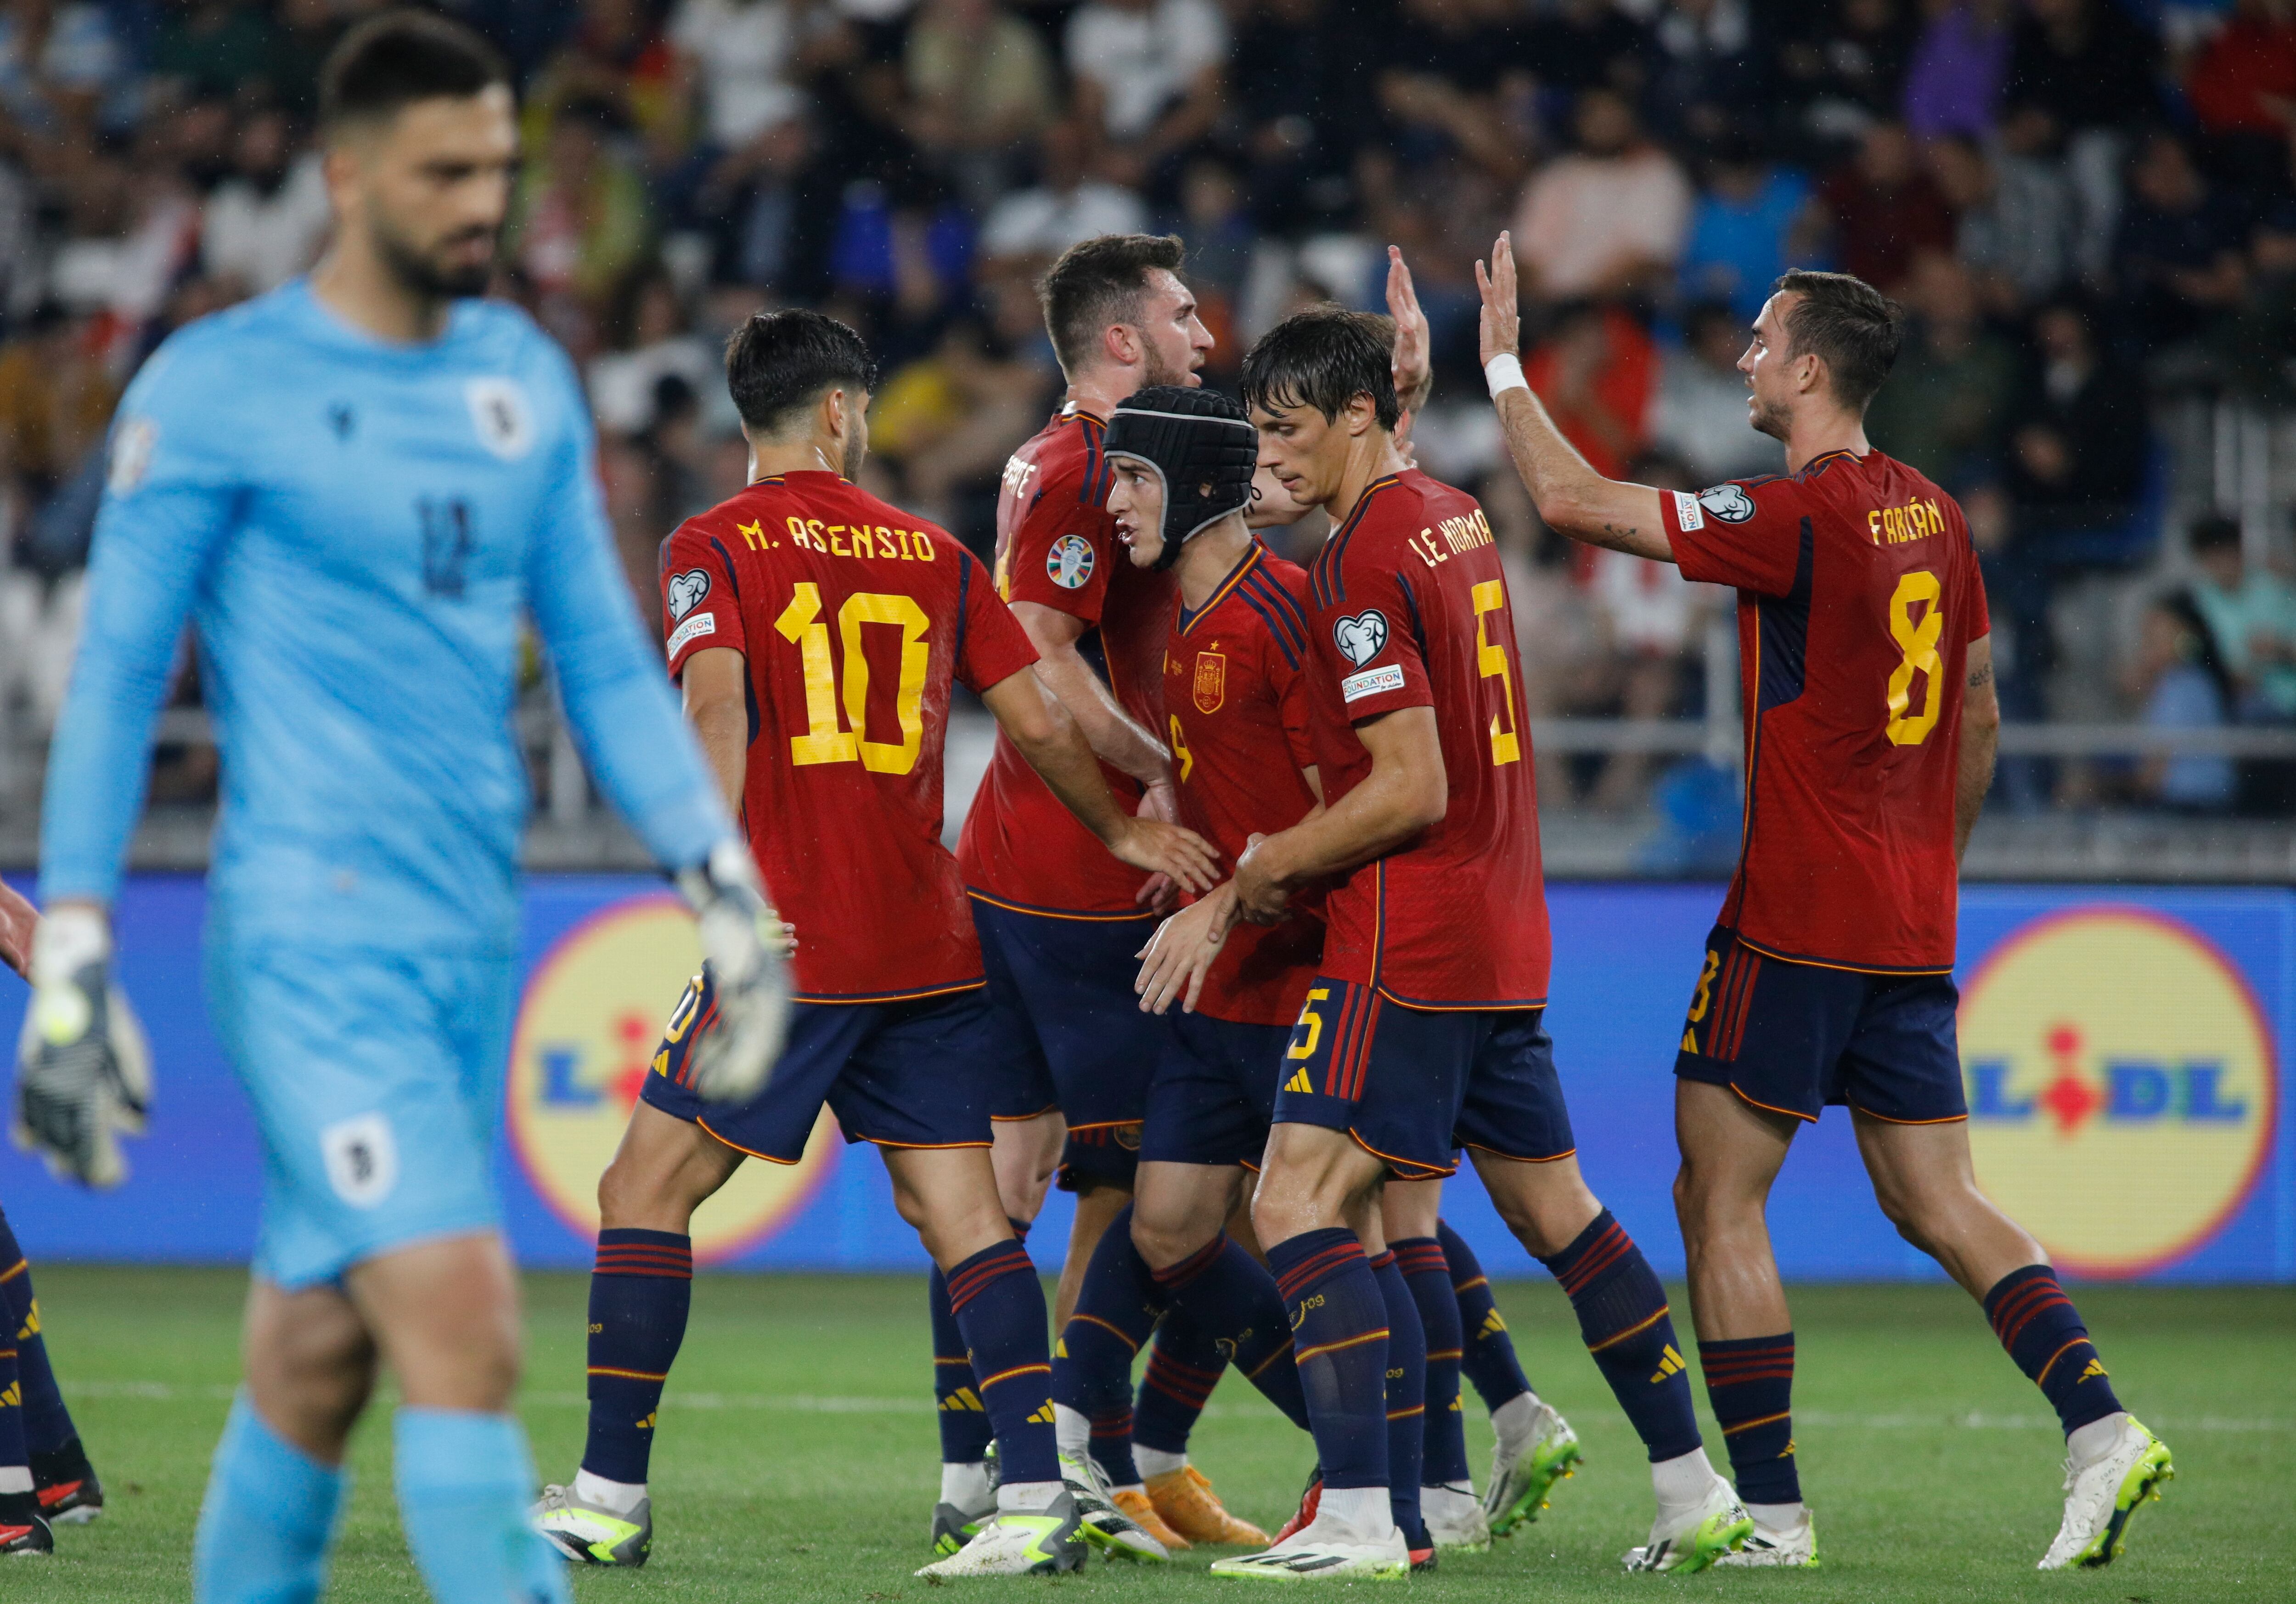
40, 280, 731, 950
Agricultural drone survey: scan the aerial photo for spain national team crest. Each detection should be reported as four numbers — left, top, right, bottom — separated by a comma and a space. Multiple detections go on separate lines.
1193, 647, 1227, 713
506, 896, 836, 1260
1960, 908, 2277, 1277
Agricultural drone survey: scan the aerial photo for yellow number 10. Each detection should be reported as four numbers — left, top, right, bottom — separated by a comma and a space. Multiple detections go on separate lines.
1885, 570, 1943, 746
1472, 579, 1522, 767
772, 582, 931, 775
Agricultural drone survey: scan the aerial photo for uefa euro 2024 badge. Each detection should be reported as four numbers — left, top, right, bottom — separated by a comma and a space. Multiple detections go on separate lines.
1047, 533, 1095, 589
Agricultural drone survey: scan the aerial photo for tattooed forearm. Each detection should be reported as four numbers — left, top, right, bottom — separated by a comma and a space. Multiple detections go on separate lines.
1601, 523, 1639, 548
1968, 662, 1993, 689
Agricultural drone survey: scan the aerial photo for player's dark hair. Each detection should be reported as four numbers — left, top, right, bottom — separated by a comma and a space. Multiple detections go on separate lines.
1239, 305, 1401, 431
1038, 233, 1186, 377
318, 10, 508, 133
724, 308, 878, 436
1771, 270, 1901, 412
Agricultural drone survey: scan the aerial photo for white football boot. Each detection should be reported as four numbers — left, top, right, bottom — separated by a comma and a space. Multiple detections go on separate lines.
1620, 1473, 1753, 1573
2038, 1415, 2173, 1570
1421, 1482, 1491, 1551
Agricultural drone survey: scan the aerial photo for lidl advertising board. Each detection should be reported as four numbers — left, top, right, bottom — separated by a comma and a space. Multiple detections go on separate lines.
0, 876, 2286, 1282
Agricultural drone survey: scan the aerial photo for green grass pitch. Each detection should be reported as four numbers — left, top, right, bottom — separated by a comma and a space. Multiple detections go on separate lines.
11, 1265, 2290, 1601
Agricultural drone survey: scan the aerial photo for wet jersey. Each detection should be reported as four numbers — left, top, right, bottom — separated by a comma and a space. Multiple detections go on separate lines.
1302, 469, 1549, 1008
1162, 542, 1323, 1025
662, 471, 1038, 1000
958, 403, 1177, 916
1660, 447, 1989, 971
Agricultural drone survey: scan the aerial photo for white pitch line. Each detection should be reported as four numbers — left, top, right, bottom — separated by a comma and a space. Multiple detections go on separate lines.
59, 1381, 2295, 1434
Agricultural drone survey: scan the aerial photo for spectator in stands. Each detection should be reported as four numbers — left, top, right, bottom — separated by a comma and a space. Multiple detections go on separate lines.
2184, 0, 2296, 196
1652, 300, 1777, 485
1525, 299, 1657, 480
1579, 449, 1718, 811
2004, 0, 2163, 278
588, 267, 719, 437
902, 0, 1057, 209
1865, 251, 2018, 489
1818, 119, 1954, 291
1064, 0, 1226, 187
2122, 590, 2236, 813
2002, 299, 2147, 537
2112, 128, 2251, 356
0, 306, 118, 494
202, 106, 331, 297
509, 97, 655, 342
0, 0, 131, 134
1511, 87, 1691, 305
1379, 0, 1535, 186
1229, 0, 1380, 231
1778, 0, 1915, 146
1930, 130, 2072, 314
1678, 129, 1822, 322
151, 0, 281, 103
1522, 0, 1653, 97
979, 115, 1146, 262
672, 0, 825, 154
1901, 0, 2009, 140
2189, 514, 2296, 724
1648, 0, 1771, 147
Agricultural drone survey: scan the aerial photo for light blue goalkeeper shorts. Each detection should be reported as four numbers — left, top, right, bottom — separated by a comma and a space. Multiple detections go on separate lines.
205, 941, 517, 1290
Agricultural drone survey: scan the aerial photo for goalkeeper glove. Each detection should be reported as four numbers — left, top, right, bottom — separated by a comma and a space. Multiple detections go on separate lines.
14, 906, 152, 1189
675, 841, 792, 1104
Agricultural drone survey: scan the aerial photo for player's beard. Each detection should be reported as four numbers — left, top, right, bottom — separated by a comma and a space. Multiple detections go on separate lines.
1749, 393, 1792, 443
1139, 343, 1190, 390
376, 217, 498, 304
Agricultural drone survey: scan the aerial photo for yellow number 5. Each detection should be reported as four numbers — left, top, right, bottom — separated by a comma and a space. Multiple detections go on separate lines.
773, 583, 931, 774
1287, 987, 1332, 1060
1885, 570, 1943, 746
1472, 579, 1522, 767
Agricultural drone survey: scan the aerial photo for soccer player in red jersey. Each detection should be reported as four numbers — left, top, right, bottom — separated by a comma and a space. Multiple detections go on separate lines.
942, 234, 1228, 1541
1476, 240, 2172, 1571
533, 310, 1216, 1577
1041, 384, 1318, 1554
1204, 306, 1741, 1581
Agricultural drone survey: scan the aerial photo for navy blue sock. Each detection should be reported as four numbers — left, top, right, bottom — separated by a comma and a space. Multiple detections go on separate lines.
0, 1210, 73, 1457
947, 1238, 1059, 1486
1268, 1228, 1389, 1495
1537, 1211, 1701, 1463
580, 1229, 692, 1486
929, 1265, 996, 1463
1984, 1265, 2123, 1435
1699, 1334, 1800, 1505
1369, 1250, 1426, 1548
1152, 1234, 1311, 1431
1392, 1237, 1470, 1488
1133, 1304, 1229, 1456
1440, 1220, 1533, 1412
1052, 1204, 1161, 1483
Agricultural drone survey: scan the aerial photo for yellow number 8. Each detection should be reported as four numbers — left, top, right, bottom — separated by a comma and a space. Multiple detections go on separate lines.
1885, 570, 1943, 747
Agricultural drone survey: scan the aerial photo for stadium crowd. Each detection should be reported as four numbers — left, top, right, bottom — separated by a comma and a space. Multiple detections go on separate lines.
0, 0, 2291, 818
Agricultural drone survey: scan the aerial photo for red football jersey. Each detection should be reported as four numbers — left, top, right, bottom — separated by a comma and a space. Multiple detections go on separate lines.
957, 404, 1178, 916
1161, 543, 1324, 1025
1661, 447, 1990, 971
661, 470, 1039, 1000
1302, 469, 1550, 1008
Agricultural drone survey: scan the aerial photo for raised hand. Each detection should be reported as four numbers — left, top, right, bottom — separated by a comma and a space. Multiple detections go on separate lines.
1386, 245, 1433, 414
1475, 232, 1521, 367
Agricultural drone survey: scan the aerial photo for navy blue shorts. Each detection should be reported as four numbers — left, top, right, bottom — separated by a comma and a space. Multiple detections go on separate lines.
969, 895, 1170, 1191
1270, 977, 1575, 1181
1138, 1012, 1289, 1171
1673, 925, 1967, 1125
640, 967, 996, 1161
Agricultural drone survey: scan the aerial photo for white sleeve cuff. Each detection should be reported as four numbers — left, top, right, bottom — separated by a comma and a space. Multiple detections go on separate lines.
1485, 353, 1528, 400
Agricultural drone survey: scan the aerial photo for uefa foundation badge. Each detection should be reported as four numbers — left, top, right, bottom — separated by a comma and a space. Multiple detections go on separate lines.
507, 895, 836, 1260
1961, 908, 2277, 1277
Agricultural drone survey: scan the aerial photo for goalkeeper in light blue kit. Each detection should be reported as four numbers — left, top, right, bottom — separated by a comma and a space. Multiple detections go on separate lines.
17, 13, 789, 1602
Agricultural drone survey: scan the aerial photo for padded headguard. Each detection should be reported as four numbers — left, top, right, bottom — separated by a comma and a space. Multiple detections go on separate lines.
1103, 385, 1258, 570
